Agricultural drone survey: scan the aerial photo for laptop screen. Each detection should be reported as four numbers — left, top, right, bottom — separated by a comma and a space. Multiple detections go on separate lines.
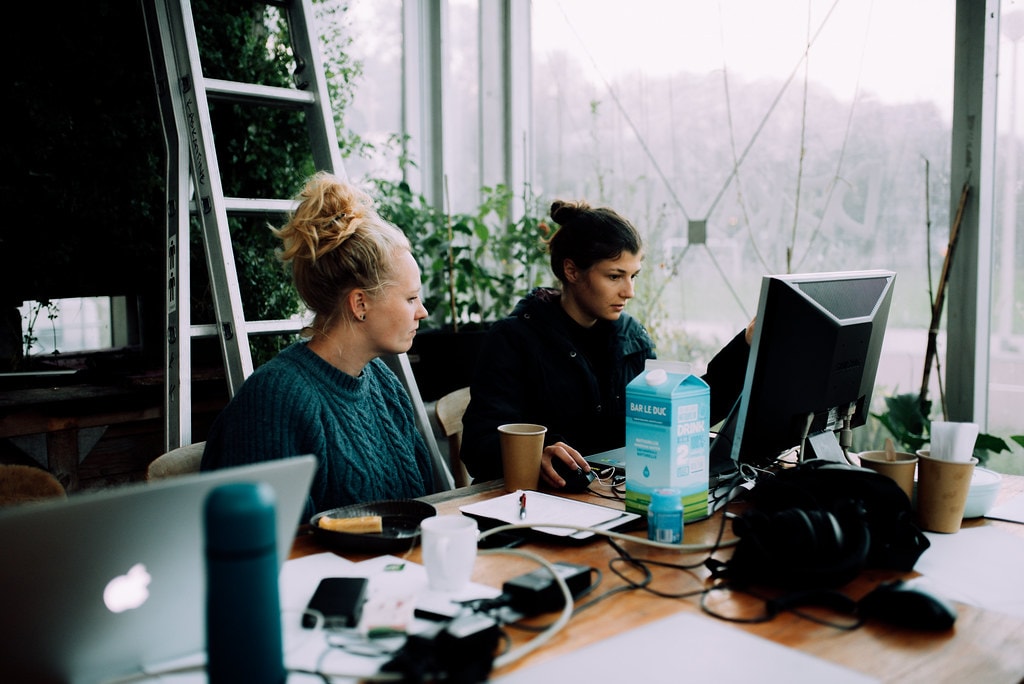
0, 456, 316, 684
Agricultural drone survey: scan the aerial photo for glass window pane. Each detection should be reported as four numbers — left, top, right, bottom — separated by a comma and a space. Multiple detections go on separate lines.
989, 7, 1024, 470
335, 0, 404, 182
532, 0, 969, 451
18, 298, 114, 359
444, 0, 482, 213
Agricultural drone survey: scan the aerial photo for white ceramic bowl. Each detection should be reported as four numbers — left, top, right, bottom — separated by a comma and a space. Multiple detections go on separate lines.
963, 467, 1001, 518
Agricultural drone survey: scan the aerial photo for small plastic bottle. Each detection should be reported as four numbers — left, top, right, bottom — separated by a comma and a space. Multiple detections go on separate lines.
647, 488, 684, 544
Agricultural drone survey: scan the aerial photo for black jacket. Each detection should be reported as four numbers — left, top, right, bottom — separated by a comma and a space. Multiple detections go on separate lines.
460, 288, 750, 481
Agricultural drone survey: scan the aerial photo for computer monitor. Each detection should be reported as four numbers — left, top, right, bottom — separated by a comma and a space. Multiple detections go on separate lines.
710, 269, 896, 474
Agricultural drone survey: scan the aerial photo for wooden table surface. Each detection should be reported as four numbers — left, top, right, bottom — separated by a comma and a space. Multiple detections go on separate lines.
290, 475, 1024, 683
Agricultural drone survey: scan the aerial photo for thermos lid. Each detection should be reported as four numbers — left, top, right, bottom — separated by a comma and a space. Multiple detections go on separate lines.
204, 482, 278, 554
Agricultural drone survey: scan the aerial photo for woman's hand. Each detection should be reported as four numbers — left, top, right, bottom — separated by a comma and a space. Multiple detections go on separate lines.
540, 441, 588, 488
744, 317, 757, 345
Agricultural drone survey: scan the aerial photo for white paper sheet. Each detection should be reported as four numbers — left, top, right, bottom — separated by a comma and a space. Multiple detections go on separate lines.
986, 492, 1024, 524
914, 526, 1024, 620
492, 612, 877, 683
460, 490, 640, 538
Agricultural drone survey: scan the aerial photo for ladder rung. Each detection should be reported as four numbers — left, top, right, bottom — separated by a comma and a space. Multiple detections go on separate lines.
190, 319, 306, 339
186, 197, 297, 215
245, 319, 307, 335
224, 198, 298, 214
205, 78, 315, 108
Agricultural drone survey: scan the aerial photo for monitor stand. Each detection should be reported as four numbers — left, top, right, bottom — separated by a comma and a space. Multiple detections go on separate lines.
803, 430, 846, 463
708, 399, 741, 484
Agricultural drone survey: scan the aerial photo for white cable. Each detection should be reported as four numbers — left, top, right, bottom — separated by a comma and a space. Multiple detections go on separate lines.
475, 519, 739, 669
478, 546, 576, 669
477, 521, 738, 552
320, 545, 582, 676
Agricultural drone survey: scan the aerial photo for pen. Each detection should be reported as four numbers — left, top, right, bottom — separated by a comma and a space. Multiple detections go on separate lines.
519, 491, 527, 520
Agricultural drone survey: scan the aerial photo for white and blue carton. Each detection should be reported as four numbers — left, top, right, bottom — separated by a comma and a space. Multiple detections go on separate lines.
624, 360, 711, 523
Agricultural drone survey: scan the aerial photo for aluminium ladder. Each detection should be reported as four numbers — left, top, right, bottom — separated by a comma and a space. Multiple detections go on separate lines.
142, 0, 453, 489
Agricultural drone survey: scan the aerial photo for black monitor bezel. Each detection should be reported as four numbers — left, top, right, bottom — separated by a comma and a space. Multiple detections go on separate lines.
715, 269, 896, 472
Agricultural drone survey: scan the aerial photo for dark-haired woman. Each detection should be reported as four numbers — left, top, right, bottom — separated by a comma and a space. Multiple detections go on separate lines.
459, 199, 752, 489
201, 172, 436, 518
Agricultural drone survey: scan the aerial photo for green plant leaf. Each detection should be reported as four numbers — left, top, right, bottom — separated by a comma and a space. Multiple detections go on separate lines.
870, 392, 931, 452
373, 176, 551, 329
974, 433, 1010, 456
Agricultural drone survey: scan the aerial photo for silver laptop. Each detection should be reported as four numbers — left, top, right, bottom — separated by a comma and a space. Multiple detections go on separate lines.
0, 455, 317, 684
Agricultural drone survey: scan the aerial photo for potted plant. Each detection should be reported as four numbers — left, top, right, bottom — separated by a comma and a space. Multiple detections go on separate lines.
870, 176, 1021, 469
372, 179, 553, 400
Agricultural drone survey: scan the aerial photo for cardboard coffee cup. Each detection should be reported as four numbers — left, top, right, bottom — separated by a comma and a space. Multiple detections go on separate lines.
858, 450, 918, 503
915, 451, 977, 534
497, 423, 547, 492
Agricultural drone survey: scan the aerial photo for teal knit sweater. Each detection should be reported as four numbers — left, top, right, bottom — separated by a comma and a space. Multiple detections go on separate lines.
201, 341, 434, 519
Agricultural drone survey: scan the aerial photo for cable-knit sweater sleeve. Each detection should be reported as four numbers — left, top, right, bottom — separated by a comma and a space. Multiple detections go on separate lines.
201, 342, 434, 519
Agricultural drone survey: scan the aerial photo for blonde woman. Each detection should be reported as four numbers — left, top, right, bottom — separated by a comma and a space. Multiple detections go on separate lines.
201, 173, 434, 517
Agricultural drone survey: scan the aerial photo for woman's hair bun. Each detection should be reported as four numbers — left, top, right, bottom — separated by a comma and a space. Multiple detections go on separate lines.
549, 199, 590, 226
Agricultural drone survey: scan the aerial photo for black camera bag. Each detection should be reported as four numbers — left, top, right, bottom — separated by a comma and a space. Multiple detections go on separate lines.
708, 459, 930, 589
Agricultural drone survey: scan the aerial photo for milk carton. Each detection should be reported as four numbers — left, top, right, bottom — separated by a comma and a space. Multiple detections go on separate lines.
624, 360, 711, 522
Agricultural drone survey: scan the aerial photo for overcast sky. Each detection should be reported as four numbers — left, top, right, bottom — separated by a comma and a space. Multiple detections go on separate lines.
531, 0, 961, 120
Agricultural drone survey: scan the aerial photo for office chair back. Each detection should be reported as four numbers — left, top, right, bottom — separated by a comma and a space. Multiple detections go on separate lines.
0, 464, 67, 506
435, 387, 472, 487
147, 442, 205, 481
380, 353, 455, 491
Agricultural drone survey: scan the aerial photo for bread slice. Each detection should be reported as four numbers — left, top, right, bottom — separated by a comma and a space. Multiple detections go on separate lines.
318, 514, 384, 534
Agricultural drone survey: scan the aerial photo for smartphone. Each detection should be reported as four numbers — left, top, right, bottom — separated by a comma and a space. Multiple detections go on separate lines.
302, 577, 369, 629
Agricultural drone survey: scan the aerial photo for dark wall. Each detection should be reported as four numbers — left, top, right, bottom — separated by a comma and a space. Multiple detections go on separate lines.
3, 2, 166, 363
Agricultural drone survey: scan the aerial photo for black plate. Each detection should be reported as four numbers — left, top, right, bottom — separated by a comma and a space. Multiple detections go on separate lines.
310, 499, 437, 554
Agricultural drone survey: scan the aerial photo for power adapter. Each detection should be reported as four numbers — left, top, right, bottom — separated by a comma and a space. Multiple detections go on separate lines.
502, 562, 593, 615
382, 612, 500, 682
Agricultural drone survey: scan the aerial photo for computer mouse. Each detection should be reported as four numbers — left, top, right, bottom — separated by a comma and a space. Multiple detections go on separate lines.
552, 459, 596, 493
858, 577, 957, 630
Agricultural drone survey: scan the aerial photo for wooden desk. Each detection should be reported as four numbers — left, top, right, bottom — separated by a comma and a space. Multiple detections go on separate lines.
0, 371, 227, 490
290, 476, 1024, 683
0, 384, 163, 491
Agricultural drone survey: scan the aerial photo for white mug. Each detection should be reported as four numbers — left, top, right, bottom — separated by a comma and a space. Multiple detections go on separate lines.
420, 515, 478, 593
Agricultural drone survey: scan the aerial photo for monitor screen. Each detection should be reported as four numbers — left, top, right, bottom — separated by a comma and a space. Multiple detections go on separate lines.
711, 269, 896, 474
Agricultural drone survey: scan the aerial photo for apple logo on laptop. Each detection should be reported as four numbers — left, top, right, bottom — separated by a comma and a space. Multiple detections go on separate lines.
103, 563, 152, 613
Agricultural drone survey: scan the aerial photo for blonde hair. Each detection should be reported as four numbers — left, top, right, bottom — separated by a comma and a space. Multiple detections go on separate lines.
273, 172, 411, 333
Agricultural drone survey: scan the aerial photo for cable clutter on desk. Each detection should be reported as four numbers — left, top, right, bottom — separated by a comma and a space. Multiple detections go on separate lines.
295, 459, 946, 683
702, 458, 946, 630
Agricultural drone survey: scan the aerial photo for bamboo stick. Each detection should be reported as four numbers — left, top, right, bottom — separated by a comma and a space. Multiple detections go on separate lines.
919, 181, 970, 412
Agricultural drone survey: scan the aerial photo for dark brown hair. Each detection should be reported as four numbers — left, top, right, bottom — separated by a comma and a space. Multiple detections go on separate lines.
547, 199, 643, 284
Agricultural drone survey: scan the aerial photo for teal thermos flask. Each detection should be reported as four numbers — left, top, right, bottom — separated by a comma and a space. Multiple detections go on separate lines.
204, 482, 285, 684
